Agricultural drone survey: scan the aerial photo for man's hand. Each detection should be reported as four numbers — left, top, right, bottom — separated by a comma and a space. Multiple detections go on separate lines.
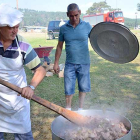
17, 86, 34, 100
53, 63, 60, 74
53, 41, 64, 74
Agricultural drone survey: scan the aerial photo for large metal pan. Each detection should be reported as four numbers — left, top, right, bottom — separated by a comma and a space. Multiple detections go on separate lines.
51, 110, 132, 140
89, 22, 139, 64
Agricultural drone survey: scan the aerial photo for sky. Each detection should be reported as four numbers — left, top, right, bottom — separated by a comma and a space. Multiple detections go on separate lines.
0, 0, 139, 19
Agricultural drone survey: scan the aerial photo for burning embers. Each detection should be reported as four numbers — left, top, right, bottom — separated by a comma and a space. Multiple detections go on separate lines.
59, 116, 129, 140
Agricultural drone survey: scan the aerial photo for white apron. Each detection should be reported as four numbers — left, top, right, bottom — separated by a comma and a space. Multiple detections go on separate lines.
0, 38, 31, 133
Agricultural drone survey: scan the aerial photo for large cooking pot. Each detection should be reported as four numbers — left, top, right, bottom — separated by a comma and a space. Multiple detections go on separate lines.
51, 110, 132, 140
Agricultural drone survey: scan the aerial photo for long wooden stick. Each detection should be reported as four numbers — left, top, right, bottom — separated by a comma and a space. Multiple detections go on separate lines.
0, 78, 87, 126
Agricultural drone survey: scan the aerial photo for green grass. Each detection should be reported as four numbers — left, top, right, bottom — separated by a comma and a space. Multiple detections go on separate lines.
20, 32, 58, 48
4, 30, 140, 140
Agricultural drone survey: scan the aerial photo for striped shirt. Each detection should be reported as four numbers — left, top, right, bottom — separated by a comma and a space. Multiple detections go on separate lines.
0, 34, 41, 70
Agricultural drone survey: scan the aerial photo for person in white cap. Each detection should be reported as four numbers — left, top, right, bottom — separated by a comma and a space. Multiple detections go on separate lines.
0, 4, 46, 140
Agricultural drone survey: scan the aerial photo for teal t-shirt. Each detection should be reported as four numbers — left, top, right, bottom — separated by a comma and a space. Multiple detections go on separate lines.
59, 19, 92, 64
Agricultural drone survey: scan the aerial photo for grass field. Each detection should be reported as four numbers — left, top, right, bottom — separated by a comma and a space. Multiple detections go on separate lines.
4, 30, 140, 140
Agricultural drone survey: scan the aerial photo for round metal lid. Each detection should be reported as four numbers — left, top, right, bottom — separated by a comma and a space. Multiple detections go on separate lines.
89, 22, 139, 64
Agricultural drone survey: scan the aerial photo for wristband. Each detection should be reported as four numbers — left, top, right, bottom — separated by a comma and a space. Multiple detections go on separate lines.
28, 85, 35, 90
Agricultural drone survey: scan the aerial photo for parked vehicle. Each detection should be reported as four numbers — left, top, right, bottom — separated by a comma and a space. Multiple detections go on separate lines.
22, 26, 47, 32
47, 20, 67, 40
83, 10, 124, 27
137, 25, 140, 29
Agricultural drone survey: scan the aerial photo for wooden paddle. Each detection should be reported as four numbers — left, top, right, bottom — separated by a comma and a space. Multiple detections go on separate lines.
0, 78, 88, 126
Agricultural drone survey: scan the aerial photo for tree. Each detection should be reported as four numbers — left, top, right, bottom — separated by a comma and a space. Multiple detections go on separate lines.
86, 1, 120, 14
19, 8, 68, 27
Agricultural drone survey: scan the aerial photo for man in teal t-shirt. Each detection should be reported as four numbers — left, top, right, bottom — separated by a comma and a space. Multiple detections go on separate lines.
53, 3, 92, 111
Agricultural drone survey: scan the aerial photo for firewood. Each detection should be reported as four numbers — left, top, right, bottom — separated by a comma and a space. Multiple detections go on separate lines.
46, 72, 53, 77
58, 68, 64, 78
49, 64, 54, 70
49, 69, 55, 74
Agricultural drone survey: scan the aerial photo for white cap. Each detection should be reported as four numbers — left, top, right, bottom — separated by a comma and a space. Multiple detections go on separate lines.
0, 3, 23, 27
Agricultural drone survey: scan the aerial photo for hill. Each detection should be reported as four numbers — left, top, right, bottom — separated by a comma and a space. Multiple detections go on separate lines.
19, 8, 140, 29
20, 8, 84, 27
124, 17, 140, 29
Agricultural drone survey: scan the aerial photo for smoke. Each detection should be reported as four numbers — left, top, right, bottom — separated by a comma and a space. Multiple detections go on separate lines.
84, 91, 134, 117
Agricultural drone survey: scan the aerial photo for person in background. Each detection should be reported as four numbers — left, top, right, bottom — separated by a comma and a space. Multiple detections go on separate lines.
59, 19, 66, 27
0, 4, 46, 140
53, 3, 92, 111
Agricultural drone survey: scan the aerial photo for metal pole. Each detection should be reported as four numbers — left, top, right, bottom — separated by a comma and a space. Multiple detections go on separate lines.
16, 0, 18, 9
136, 14, 137, 28
135, 12, 137, 29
